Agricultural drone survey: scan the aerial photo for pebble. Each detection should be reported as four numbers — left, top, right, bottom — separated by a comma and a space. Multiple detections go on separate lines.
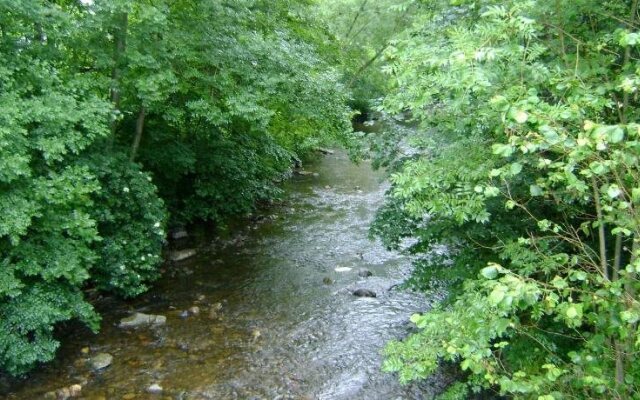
147, 383, 163, 394
69, 384, 82, 397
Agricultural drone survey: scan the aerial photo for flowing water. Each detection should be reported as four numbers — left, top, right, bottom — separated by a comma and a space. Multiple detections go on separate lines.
2, 146, 443, 399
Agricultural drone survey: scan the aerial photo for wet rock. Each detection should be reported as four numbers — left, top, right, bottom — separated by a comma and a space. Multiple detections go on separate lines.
295, 170, 315, 176
357, 269, 373, 278
44, 391, 57, 399
196, 294, 206, 302
322, 277, 333, 285
169, 249, 197, 262
147, 383, 163, 394
209, 302, 223, 319
119, 312, 167, 328
316, 147, 335, 155
324, 185, 331, 189
90, 353, 113, 370
352, 289, 377, 298
188, 306, 200, 316
171, 229, 188, 240
69, 384, 82, 397
55, 387, 71, 400
334, 266, 352, 273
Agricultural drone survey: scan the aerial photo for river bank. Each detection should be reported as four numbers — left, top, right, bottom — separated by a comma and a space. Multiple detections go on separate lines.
2, 149, 444, 399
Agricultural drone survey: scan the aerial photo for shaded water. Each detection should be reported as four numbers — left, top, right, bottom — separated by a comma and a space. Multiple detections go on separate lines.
3, 148, 442, 399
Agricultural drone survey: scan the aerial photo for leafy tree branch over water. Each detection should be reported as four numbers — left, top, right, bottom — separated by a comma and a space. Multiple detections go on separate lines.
334, 0, 640, 398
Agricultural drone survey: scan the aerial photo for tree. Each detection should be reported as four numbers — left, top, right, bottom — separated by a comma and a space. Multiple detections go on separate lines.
0, 0, 351, 375
371, 0, 640, 398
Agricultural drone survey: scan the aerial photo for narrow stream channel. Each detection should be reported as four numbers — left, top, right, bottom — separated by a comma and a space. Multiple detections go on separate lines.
3, 146, 442, 399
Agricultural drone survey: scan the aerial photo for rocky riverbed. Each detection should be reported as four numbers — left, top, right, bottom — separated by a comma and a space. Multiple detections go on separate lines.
1, 148, 444, 399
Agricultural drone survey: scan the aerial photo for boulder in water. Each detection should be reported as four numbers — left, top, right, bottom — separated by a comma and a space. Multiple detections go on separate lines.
119, 312, 166, 328
352, 289, 376, 298
90, 353, 113, 370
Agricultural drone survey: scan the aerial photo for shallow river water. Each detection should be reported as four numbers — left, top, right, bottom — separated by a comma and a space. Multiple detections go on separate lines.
2, 149, 442, 399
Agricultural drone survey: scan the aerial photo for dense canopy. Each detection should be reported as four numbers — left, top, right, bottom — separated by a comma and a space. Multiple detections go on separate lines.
3, 0, 640, 398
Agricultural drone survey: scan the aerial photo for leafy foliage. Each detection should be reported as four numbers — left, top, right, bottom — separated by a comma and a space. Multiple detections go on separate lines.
0, 0, 351, 375
367, 0, 640, 398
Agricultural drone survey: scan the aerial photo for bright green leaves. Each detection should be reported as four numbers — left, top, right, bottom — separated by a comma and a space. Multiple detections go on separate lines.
0, 0, 352, 378
480, 263, 501, 280
375, 0, 640, 397
618, 30, 640, 47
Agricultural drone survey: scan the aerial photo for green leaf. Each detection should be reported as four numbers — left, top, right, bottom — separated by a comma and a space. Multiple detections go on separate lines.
530, 184, 543, 196
607, 185, 622, 199
489, 285, 506, 305
608, 126, 624, 143
514, 110, 529, 124
481, 265, 499, 279
510, 162, 523, 175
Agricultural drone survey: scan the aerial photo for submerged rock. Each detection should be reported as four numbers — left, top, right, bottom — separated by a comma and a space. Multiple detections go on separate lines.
352, 289, 376, 298
208, 302, 223, 319
55, 387, 70, 400
68, 384, 82, 397
147, 383, 163, 394
357, 269, 373, 278
119, 312, 166, 328
169, 249, 197, 262
90, 353, 113, 370
322, 277, 334, 285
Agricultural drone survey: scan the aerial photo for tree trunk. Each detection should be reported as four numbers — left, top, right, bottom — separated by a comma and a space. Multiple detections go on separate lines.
130, 107, 146, 162
110, 12, 128, 146
345, 0, 369, 39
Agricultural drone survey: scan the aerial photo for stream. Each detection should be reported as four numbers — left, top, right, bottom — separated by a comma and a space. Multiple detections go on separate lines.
2, 144, 443, 399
